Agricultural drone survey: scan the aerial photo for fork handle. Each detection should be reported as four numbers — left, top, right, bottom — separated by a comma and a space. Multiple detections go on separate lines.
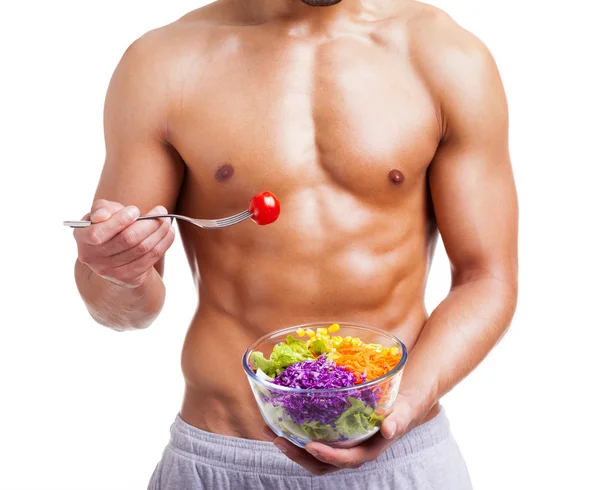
63, 215, 176, 228
63, 220, 93, 228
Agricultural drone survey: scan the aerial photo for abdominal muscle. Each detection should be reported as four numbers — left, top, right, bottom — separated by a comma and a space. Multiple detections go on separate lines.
177, 222, 439, 440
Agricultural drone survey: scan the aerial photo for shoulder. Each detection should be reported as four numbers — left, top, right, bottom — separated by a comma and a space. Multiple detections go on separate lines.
398, 3, 505, 124
113, 3, 238, 88
407, 4, 493, 66
393, 4, 499, 95
104, 4, 241, 136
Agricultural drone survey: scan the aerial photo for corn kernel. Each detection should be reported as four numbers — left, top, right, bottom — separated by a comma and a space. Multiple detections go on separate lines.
296, 328, 306, 337
344, 336, 353, 343
351, 338, 361, 346
331, 336, 342, 348
390, 347, 399, 355
317, 327, 328, 336
305, 328, 316, 338
328, 323, 340, 333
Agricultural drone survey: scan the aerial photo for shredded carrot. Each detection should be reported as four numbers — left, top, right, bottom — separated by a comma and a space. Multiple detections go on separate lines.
331, 339, 401, 384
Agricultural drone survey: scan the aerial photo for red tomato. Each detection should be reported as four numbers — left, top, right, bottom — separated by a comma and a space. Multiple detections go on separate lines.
248, 191, 280, 225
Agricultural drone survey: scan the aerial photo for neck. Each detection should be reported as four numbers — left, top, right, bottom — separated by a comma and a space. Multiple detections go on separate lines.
234, 0, 392, 23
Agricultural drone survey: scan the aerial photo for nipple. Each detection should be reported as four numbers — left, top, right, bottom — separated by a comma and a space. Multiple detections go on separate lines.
215, 163, 235, 182
388, 169, 405, 185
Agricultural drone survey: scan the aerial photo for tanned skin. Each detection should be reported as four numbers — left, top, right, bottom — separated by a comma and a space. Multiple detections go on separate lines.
73, 0, 518, 475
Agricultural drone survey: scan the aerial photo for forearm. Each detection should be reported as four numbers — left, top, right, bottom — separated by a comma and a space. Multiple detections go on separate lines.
74, 260, 166, 331
401, 275, 518, 414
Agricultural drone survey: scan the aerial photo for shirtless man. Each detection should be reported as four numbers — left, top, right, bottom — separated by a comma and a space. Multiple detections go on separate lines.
72, 0, 518, 488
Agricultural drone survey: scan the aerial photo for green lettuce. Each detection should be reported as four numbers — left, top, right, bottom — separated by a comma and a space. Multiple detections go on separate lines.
286, 335, 313, 357
251, 335, 314, 378
310, 338, 331, 356
335, 398, 372, 437
298, 419, 336, 440
273, 407, 339, 442
334, 397, 381, 438
271, 398, 383, 444
251, 352, 275, 376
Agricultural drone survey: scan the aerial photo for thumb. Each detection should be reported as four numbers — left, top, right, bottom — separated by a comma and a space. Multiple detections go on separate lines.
89, 199, 124, 223
90, 208, 111, 224
381, 397, 415, 440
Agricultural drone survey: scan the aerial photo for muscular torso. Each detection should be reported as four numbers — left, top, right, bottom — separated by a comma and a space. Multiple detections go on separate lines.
155, 5, 444, 439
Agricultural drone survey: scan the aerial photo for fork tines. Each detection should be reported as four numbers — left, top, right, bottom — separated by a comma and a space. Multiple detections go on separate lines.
214, 209, 252, 227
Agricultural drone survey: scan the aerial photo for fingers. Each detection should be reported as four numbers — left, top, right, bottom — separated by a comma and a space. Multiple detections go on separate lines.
90, 199, 123, 219
271, 437, 338, 476
73, 199, 121, 241
106, 217, 172, 267
73, 201, 174, 288
79, 205, 140, 245
262, 423, 389, 474
99, 206, 168, 256
304, 435, 386, 469
108, 225, 175, 286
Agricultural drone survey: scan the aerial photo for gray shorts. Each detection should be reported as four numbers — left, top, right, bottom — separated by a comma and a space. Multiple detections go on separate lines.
148, 408, 472, 490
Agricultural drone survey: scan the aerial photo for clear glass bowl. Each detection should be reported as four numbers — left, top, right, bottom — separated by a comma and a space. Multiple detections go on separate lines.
242, 322, 408, 448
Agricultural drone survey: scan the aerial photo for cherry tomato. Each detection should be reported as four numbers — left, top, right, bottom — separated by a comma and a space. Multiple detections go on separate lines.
248, 191, 280, 225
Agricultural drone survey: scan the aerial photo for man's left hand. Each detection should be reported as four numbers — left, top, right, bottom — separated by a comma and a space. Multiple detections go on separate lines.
263, 392, 429, 476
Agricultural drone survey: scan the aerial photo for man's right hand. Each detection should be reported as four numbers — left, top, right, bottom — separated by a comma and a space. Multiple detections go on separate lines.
73, 199, 175, 288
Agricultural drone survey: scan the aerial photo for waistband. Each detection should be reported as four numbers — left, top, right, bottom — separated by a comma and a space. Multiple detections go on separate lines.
167, 407, 450, 477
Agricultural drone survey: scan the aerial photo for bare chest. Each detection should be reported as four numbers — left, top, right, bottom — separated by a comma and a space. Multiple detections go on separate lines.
170, 33, 440, 215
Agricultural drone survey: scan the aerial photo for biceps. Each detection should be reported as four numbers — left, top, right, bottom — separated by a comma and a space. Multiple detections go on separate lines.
95, 37, 185, 214
429, 147, 518, 283
94, 141, 184, 214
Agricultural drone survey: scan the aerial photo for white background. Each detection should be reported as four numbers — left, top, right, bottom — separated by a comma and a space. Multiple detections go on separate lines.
1, 1, 598, 489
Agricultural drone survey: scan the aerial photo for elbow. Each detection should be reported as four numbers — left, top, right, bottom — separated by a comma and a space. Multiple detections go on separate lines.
500, 281, 518, 327
82, 293, 161, 331
74, 260, 163, 332
452, 262, 518, 298
452, 264, 519, 321
87, 307, 159, 332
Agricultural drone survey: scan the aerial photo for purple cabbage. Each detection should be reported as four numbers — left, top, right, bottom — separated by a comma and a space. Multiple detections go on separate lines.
273, 355, 355, 389
268, 356, 377, 426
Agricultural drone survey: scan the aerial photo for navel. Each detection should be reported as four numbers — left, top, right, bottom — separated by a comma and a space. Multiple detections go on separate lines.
215, 163, 235, 182
388, 169, 405, 185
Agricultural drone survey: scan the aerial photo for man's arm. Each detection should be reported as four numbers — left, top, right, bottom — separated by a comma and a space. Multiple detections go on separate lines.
386, 33, 518, 431
74, 33, 185, 331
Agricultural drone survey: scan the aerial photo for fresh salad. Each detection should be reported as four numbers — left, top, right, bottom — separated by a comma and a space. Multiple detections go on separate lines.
250, 324, 402, 443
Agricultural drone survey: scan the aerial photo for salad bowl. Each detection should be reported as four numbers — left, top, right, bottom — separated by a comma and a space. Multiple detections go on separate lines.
242, 322, 408, 448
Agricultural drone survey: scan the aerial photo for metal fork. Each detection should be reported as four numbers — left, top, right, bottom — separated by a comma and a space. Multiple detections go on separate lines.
63, 209, 253, 229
